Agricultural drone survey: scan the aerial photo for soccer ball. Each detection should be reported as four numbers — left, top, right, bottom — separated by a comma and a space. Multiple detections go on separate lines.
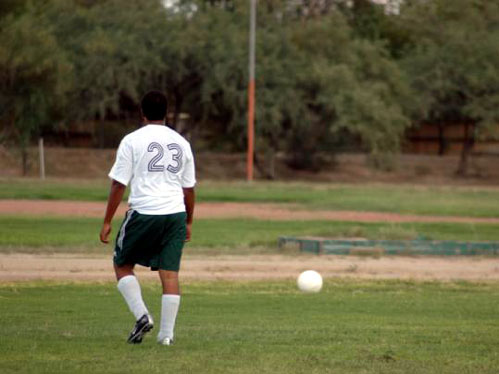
297, 270, 323, 293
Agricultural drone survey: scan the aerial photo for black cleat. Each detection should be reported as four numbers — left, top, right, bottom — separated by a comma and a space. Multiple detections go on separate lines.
127, 314, 154, 344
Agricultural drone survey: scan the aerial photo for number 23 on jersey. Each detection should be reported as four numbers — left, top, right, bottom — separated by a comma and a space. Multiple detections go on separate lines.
147, 142, 183, 174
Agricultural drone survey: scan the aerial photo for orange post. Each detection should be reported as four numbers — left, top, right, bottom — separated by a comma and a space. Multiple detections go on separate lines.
247, 0, 256, 182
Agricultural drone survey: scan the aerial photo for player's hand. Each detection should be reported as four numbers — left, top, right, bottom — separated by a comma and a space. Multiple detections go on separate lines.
185, 223, 192, 242
100, 223, 112, 244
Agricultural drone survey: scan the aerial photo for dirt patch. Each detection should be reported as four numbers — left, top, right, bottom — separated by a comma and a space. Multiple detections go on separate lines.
1, 199, 499, 224
2, 199, 499, 283
1, 253, 499, 283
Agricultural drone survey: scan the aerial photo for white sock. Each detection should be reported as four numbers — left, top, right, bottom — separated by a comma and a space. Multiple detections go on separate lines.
117, 275, 150, 321
158, 294, 180, 341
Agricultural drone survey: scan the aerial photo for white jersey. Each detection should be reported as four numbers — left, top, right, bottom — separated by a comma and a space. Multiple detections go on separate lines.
108, 124, 196, 215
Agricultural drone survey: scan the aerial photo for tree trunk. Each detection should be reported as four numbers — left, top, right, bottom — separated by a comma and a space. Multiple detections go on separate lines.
266, 147, 276, 180
438, 123, 446, 156
268, 149, 275, 180
173, 88, 183, 132
254, 153, 274, 180
21, 146, 28, 176
456, 122, 475, 176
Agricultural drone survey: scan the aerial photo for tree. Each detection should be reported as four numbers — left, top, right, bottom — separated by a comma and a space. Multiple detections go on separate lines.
45, 0, 168, 123
399, 0, 499, 175
0, 0, 413, 176
0, 0, 27, 19
258, 8, 411, 170
0, 3, 71, 174
183, 2, 411, 172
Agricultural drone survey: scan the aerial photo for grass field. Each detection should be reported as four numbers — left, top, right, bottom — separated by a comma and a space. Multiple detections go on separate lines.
1, 216, 499, 253
1, 280, 498, 374
1, 178, 499, 217
2, 180, 499, 373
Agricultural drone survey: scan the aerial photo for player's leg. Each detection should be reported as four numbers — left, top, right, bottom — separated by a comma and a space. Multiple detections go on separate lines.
157, 270, 181, 345
114, 263, 134, 280
156, 212, 186, 345
114, 210, 155, 343
115, 263, 154, 343
115, 263, 150, 320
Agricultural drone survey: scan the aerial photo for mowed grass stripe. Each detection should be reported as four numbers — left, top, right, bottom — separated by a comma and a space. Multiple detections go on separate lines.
0, 281, 498, 374
1, 179, 499, 217
0, 179, 110, 201
1, 216, 499, 252
198, 182, 499, 218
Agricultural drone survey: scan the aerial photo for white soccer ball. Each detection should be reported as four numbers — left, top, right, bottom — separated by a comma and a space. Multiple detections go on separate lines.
297, 270, 323, 293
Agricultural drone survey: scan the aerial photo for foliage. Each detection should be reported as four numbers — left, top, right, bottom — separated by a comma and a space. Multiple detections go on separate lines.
43, 0, 168, 121
0, 0, 498, 174
0, 2, 71, 174
398, 0, 499, 174
182, 2, 411, 169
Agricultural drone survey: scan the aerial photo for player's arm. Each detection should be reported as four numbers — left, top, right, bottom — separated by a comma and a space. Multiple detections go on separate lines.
100, 180, 127, 244
101, 137, 132, 244
183, 187, 195, 242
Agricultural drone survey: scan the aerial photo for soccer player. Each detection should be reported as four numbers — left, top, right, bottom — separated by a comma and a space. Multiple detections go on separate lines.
99, 90, 195, 346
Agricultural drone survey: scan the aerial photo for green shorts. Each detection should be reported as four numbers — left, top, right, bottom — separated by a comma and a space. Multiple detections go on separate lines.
113, 210, 187, 271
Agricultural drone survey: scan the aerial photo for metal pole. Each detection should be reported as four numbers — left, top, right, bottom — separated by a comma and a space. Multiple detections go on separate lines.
39, 137, 45, 180
247, 0, 256, 182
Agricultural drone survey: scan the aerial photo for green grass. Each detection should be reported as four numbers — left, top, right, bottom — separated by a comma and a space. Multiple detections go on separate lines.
1, 280, 498, 373
1, 216, 499, 253
0, 178, 112, 201
2, 178, 499, 217
198, 182, 499, 218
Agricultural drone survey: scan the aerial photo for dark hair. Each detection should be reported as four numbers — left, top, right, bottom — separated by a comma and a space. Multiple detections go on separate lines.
141, 91, 167, 121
